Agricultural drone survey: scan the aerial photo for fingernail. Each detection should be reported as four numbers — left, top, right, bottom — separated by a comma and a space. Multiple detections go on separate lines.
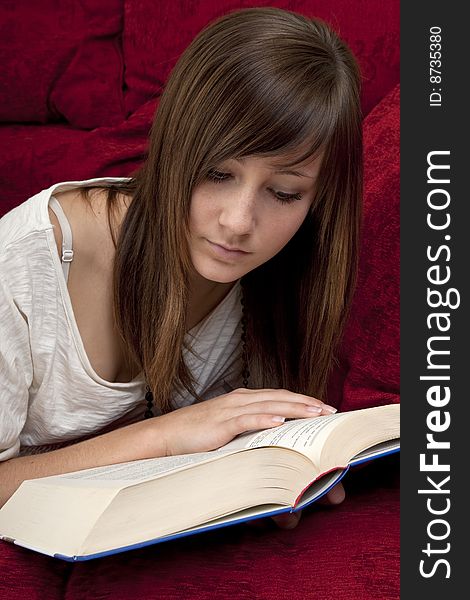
323, 405, 337, 414
306, 406, 323, 413
272, 416, 286, 423
327, 483, 346, 504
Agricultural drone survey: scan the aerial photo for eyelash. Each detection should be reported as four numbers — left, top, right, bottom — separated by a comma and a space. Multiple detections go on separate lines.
206, 169, 303, 204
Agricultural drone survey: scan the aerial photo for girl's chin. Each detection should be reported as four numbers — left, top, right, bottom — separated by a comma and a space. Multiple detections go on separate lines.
193, 263, 247, 284
196, 271, 242, 284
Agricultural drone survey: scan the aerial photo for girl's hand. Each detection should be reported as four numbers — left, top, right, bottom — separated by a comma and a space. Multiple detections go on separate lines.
154, 388, 337, 456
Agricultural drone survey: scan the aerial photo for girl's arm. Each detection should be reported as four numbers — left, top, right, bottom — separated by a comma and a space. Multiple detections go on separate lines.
0, 417, 166, 508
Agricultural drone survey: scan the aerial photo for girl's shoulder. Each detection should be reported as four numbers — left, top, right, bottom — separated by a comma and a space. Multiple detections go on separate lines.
47, 187, 139, 384
0, 178, 131, 262
48, 187, 131, 273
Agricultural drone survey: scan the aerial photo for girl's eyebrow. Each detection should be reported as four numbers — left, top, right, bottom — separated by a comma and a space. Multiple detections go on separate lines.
233, 157, 316, 179
272, 168, 315, 179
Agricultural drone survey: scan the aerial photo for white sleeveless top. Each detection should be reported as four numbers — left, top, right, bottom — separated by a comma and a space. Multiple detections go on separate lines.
0, 178, 242, 461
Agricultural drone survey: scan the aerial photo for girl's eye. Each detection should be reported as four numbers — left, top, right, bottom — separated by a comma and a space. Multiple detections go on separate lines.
206, 169, 303, 204
207, 169, 231, 183
272, 190, 303, 204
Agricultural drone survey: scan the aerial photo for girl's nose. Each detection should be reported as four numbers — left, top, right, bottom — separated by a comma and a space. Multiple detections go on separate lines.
218, 190, 256, 235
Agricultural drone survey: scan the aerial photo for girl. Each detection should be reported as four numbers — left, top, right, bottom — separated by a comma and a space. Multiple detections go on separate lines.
0, 7, 361, 526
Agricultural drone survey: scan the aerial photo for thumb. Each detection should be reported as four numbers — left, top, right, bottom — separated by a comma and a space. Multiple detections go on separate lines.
271, 510, 302, 529
317, 481, 346, 506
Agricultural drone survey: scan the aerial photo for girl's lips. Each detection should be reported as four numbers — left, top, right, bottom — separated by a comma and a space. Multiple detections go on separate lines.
207, 240, 251, 260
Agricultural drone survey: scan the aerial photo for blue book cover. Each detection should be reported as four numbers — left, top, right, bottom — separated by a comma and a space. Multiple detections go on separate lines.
0, 404, 399, 562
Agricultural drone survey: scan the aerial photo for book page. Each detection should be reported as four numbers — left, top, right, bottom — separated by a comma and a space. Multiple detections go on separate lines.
42, 449, 236, 486
221, 413, 341, 461
221, 405, 400, 468
349, 439, 400, 465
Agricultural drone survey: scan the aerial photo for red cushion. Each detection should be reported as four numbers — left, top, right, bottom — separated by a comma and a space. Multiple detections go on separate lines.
123, 0, 399, 116
329, 84, 400, 411
0, 541, 72, 600
0, 98, 158, 218
0, 1, 125, 129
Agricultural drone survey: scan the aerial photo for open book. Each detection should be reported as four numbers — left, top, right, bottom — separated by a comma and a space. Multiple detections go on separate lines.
0, 403, 399, 561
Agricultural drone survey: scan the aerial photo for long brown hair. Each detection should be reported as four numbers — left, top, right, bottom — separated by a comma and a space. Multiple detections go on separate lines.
82, 7, 362, 412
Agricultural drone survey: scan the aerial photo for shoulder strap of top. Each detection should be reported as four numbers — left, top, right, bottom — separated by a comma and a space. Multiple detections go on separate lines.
49, 195, 74, 283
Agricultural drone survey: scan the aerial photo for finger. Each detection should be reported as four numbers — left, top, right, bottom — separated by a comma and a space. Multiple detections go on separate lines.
232, 389, 337, 414
264, 390, 337, 414
271, 510, 302, 529
237, 388, 325, 406
229, 399, 331, 421
317, 482, 346, 506
326, 482, 346, 504
227, 412, 291, 434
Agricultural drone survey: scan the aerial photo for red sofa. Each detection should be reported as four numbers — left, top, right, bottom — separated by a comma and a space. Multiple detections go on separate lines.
0, 1, 399, 598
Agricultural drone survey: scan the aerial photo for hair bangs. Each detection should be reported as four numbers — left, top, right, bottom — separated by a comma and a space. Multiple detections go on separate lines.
196, 61, 339, 176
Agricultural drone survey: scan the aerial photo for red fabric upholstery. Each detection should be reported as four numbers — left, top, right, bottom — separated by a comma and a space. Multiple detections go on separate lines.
0, 1, 125, 129
0, 99, 157, 216
0, 1, 399, 598
328, 84, 400, 412
123, 0, 399, 117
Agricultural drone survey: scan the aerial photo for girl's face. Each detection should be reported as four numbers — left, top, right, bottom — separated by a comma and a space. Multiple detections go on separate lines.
188, 153, 322, 283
